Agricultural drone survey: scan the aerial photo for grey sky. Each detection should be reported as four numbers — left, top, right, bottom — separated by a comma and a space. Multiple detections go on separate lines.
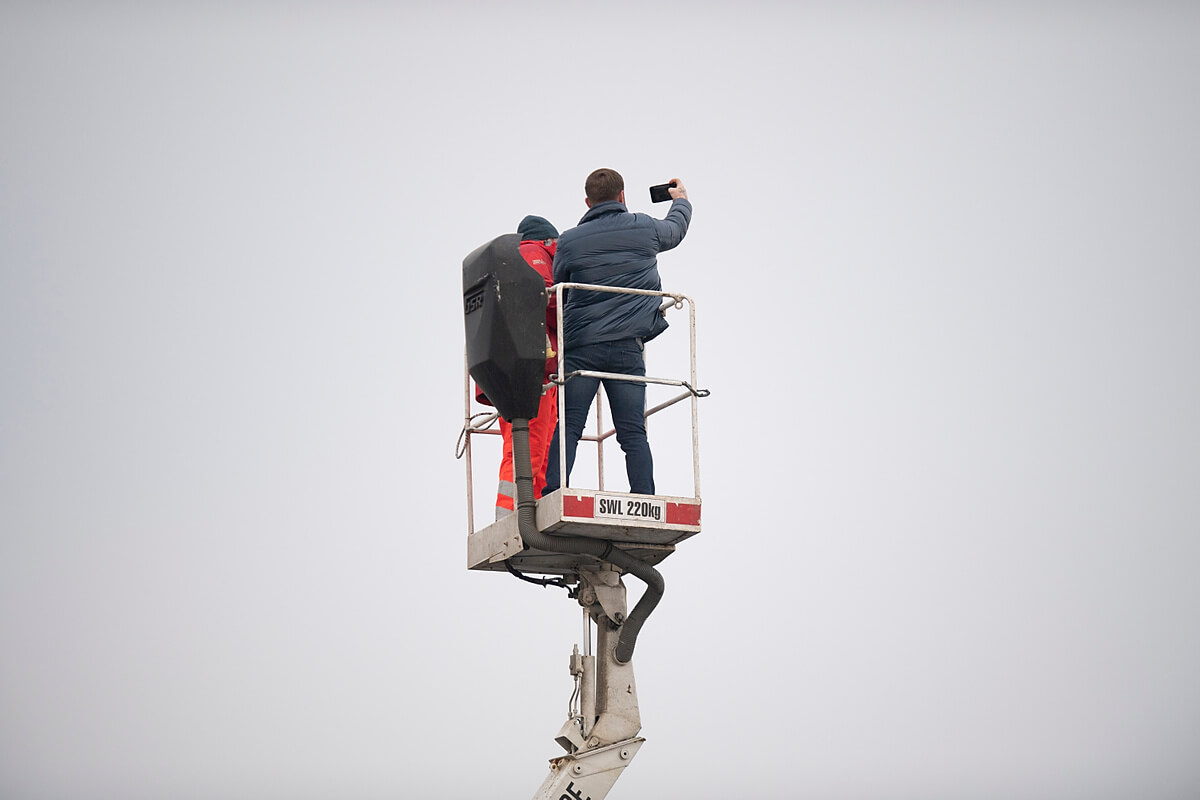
2, 2, 1199, 798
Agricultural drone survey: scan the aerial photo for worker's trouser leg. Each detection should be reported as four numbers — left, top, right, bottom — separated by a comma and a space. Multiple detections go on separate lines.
600, 339, 654, 495
495, 386, 558, 519
543, 369, 599, 498
543, 338, 653, 496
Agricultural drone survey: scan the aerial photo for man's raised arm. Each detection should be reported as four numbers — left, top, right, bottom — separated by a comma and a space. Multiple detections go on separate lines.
654, 177, 692, 252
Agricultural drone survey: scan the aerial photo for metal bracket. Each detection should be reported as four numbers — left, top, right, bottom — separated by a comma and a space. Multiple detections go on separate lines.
577, 568, 626, 626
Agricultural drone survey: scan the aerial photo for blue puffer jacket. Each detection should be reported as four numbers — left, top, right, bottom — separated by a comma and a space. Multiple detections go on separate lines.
553, 198, 692, 347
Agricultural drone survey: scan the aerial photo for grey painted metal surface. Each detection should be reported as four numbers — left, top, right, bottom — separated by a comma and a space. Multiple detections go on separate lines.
465, 487, 699, 575
532, 738, 644, 800
531, 571, 644, 800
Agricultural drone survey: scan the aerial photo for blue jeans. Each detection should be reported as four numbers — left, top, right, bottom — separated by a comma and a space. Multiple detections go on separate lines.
543, 338, 655, 496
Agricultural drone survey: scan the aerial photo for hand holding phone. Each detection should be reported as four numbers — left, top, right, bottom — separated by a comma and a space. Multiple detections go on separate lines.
649, 181, 677, 203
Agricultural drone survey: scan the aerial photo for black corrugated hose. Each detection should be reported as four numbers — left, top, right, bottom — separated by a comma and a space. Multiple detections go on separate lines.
509, 418, 664, 664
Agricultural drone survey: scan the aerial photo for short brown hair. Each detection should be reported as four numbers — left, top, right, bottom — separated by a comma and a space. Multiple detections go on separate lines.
585, 168, 624, 204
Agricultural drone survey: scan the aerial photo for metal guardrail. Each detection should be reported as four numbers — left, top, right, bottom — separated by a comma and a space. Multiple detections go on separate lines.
550, 282, 704, 499
462, 282, 705, 535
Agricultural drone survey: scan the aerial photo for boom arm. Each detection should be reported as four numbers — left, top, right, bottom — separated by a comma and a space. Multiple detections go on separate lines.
533, 569, 645, 800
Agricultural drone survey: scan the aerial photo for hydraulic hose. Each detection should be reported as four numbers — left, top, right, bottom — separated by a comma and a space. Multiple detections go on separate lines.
511, 418, 664, 664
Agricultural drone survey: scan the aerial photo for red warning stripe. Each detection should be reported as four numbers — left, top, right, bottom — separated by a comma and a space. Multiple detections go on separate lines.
562, 494, 594, 519
666, 502, 701, 526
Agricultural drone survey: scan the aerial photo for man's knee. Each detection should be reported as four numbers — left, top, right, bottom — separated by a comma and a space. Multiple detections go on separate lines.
614, 428, 650, 454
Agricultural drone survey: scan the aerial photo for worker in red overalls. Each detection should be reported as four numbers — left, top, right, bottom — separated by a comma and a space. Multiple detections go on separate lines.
478, 215, 560, 519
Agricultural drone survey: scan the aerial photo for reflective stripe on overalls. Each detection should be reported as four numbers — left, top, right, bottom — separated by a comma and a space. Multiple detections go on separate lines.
495, 385, 558, 519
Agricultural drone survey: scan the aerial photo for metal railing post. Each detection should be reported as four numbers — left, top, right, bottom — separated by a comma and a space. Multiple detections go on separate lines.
688, 298, 701, 499
556, 283, 567, 490
464, 349, 475, 534
595, 390, 605, 492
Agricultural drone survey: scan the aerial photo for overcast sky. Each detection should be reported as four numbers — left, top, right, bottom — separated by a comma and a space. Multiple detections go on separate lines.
3, 2, 1199, 799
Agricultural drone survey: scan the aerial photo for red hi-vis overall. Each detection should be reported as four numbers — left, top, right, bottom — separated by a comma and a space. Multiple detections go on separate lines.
494, 386, 558, 519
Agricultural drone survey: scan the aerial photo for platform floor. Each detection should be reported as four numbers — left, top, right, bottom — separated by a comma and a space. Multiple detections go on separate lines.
467, 488, 702, 576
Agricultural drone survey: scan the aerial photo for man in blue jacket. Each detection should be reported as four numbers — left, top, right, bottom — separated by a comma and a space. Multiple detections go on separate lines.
542, 168, 691, 497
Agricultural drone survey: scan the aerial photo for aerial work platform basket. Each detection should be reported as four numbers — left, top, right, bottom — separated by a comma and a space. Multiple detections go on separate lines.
461, 281, 705, 575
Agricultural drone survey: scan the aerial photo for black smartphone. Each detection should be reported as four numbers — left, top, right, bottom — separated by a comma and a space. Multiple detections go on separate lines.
649, 181, 677, 203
